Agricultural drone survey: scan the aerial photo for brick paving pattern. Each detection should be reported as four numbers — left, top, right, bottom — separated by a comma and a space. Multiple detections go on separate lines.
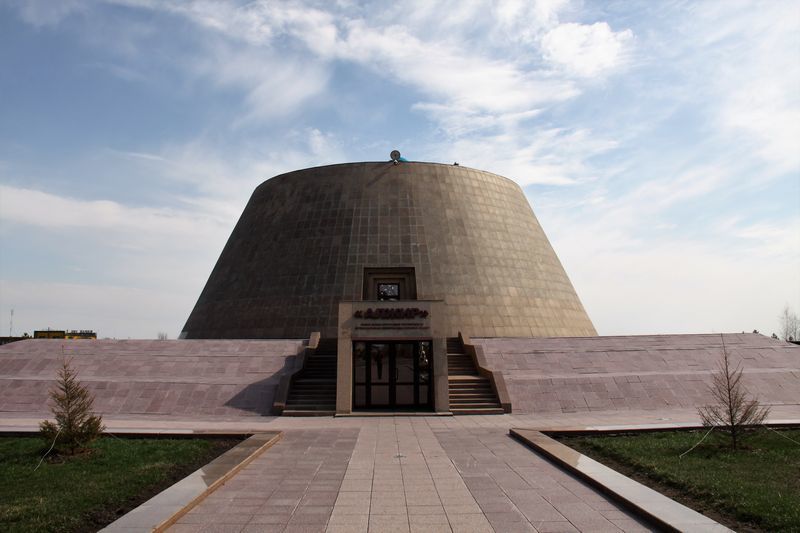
168, 420, 653, 532
172, 429, 358, 533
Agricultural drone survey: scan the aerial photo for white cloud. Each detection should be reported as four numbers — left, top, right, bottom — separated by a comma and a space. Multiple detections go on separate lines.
98, 1, 597, 128
283, 16, 580, 116
730, 217, 800, 259
7, 0, 87, 27
0, 184, 226, 236
493, 0, 567, 41
541, 22, 633, 77
424, 126, 618, 186
147, 128, 346, 203
662, 1, 800, 174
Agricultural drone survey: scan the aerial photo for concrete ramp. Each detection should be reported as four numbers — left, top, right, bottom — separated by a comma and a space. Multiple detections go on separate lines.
474, 333, 800, 414
0, 339, 302, 418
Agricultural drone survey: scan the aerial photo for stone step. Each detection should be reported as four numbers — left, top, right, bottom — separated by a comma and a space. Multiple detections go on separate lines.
449, 391, 497, 397
289, 390, 336, 400
282, 338, 338, 417
450, 398, 500, 405
450, 391, 493, 396
283, 409, 336, 416
287, 400, 336, 406
448, 375, 490, 382
449, 382, 490, 387
450, 407, 504, 415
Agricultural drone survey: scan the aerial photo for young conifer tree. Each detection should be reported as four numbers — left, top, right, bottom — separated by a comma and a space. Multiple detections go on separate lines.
698, 335, 770, 450
40, 357, 105, 455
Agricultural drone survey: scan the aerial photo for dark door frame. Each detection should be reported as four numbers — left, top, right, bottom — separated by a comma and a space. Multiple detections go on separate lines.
352, 340, 433, 410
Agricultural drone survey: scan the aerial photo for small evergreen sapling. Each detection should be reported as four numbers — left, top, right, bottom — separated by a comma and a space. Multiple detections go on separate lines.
40, 358, 105, 455
698, 336, 770, 450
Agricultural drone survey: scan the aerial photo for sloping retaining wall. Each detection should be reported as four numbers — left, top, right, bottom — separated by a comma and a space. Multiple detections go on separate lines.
0, 339, 303, 418
474, 333, 800, 414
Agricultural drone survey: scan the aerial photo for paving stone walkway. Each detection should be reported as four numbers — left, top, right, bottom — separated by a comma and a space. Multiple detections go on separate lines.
168, 418, 653, 532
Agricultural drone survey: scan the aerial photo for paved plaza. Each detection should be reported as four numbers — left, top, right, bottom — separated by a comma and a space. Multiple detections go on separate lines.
4, 408, 799, 531
2, 336, 797, 531
167, 419, 652, 533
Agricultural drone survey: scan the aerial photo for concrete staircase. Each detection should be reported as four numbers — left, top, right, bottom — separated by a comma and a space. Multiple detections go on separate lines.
447, 337, 504, 415
284, 338, 337, 415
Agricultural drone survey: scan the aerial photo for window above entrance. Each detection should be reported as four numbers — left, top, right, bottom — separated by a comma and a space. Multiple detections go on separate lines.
363, 267, 417, 301
377, 283, 400, 301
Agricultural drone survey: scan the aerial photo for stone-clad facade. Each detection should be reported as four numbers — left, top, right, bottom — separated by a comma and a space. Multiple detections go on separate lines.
181, 161, 596, 339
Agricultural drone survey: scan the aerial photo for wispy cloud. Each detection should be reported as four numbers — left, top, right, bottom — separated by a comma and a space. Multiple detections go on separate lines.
6, 0, 87, 27
1, 0, 797, 338
0, 184, 226, 236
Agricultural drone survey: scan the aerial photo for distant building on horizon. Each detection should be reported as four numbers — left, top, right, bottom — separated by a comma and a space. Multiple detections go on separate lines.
33, 329, 97, 340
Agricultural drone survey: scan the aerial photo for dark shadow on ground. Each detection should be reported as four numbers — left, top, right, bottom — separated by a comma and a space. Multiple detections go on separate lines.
223, 355, 296, 417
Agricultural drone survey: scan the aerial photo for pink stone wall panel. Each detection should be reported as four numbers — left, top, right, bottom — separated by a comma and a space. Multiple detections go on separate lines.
474, 333, 800, 414
0, 339, 302, 417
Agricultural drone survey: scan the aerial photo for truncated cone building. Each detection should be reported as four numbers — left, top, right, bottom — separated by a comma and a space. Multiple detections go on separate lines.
181, 161, 596, 340
180, 159, 596, 414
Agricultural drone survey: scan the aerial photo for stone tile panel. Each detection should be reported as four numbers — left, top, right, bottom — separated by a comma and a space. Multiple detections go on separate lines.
181, 162, 596, 339
475, 333, 800, 414
0, 339, 301, 417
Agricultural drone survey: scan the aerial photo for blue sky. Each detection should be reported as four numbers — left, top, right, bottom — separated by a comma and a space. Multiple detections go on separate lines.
0, 0, 798, 339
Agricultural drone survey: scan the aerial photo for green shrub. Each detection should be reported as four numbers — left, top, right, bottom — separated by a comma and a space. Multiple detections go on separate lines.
40, 358, 105, 456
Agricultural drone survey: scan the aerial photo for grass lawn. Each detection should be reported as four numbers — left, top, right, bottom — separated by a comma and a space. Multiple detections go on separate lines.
0, 436, 240, 532
559, 428, 800, 533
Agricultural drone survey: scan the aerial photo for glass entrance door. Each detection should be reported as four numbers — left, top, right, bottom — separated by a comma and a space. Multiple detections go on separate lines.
353, 341, 433, 410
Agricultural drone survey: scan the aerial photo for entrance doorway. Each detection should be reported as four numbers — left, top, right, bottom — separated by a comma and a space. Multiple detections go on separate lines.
363, 268, 417, 301
352, 341, 433, 410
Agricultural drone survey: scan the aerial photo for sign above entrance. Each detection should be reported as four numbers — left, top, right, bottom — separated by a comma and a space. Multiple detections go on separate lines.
337, 299, 449, 415
354, 307, 429, 320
